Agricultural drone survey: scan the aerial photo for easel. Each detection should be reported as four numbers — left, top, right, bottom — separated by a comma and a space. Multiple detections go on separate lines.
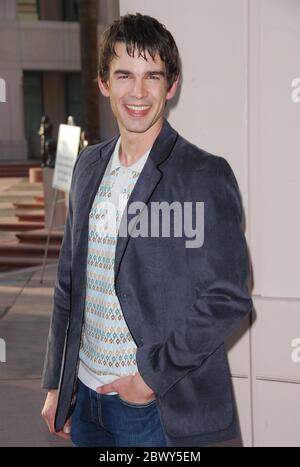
40, 188, 65, 284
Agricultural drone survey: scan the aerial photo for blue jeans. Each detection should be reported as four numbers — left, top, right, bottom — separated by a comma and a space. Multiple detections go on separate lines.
71, 380, 167, 447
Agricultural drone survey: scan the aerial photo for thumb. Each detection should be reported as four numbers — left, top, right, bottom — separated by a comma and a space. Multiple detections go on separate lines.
63, 419, 71, 434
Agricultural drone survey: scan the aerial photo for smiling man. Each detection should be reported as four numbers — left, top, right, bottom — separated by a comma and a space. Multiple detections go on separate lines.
41, 13, 252, 447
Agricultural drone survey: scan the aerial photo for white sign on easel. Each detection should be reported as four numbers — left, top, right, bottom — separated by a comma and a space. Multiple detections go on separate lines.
40, 123, 81, 284
52, 123, 81, 193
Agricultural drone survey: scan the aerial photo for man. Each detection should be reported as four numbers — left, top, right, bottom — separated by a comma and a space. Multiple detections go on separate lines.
42, 13, 253, 447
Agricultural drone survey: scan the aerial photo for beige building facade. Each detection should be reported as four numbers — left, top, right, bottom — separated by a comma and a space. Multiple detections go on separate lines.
0, 0, 118, 161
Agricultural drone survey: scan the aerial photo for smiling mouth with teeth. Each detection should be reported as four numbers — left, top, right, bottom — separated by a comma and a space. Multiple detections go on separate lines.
125, 105, 151, 110
124, 104, 151, 117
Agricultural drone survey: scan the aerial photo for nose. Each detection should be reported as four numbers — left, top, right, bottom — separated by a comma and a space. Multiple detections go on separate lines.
130, 77, 147, 99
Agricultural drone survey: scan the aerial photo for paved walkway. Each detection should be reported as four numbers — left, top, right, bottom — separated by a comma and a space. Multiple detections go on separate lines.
0, 264, 71, 447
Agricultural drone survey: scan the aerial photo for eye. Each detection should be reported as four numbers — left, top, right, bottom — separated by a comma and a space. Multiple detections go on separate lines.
149, 75, 160, 80
118, 75, 129, 79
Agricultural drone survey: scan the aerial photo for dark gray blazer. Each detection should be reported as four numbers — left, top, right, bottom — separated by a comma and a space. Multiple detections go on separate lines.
42, 118, 253, 447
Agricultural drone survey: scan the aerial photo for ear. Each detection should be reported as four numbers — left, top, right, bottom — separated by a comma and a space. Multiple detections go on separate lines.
98, 76, 110, 97
166, 76, 180, 101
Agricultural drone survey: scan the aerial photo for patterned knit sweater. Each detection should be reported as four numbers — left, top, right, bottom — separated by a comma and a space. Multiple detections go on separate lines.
78, 137, 150, 393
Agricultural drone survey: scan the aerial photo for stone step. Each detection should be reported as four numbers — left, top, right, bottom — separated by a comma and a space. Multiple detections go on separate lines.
0, 161, 41, 177
16, 211, 45, 223
0, 191, 44, 200
0, 221, 44, 231
0, 162, 40, 178
29, 167, 43, 183
0, 255, 57, 271
0, 241, 60, 258
16, 229, 63, 244
13, 202, 45, 210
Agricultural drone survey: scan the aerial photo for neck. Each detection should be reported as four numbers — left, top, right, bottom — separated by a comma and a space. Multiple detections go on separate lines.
118, 118, 163, 166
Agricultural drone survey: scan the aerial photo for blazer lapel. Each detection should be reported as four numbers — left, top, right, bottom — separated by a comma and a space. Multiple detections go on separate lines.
75, 136, 118, 248
114, 118, 178, 281
74, 119, 178, 285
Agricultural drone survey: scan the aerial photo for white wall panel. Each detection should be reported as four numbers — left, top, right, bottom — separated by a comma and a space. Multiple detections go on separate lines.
252, 297, 300, 382
254, 379, 300, 446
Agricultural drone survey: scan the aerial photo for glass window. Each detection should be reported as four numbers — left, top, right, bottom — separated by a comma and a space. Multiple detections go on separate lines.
65, 73, 82, 128
18, 0, 80, 22
18, 0, 40, 21
63, 0, 79, 22
23, 71, 44, 160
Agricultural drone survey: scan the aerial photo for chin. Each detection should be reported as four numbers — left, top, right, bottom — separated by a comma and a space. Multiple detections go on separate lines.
123, 122, 152, 134
128, 126, 150, 134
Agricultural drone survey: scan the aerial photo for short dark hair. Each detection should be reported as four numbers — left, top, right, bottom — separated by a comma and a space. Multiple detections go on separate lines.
98, 13, 180, 91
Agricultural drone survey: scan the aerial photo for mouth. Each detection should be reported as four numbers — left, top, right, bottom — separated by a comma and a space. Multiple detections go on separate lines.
124, 104, 151, 117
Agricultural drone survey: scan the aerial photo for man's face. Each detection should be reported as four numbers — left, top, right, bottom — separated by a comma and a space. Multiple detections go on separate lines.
98, 41, 178, 135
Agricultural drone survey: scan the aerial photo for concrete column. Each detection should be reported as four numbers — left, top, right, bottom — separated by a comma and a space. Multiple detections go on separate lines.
0, 0, 17, 20
0, 68, 27, 161
98, 0, 119, 25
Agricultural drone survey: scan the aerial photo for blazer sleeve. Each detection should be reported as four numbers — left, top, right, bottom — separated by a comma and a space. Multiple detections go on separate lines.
135, 157, 253, 398
41, 149, 85, 389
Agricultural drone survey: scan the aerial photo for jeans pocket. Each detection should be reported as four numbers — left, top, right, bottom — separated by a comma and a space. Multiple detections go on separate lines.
116, 394, 156, 408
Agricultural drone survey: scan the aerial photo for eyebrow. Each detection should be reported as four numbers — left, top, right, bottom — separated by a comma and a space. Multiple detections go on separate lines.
113, 69, 166, 77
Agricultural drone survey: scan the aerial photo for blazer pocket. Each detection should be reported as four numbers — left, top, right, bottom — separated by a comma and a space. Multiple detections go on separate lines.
157, 345, 234, 437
